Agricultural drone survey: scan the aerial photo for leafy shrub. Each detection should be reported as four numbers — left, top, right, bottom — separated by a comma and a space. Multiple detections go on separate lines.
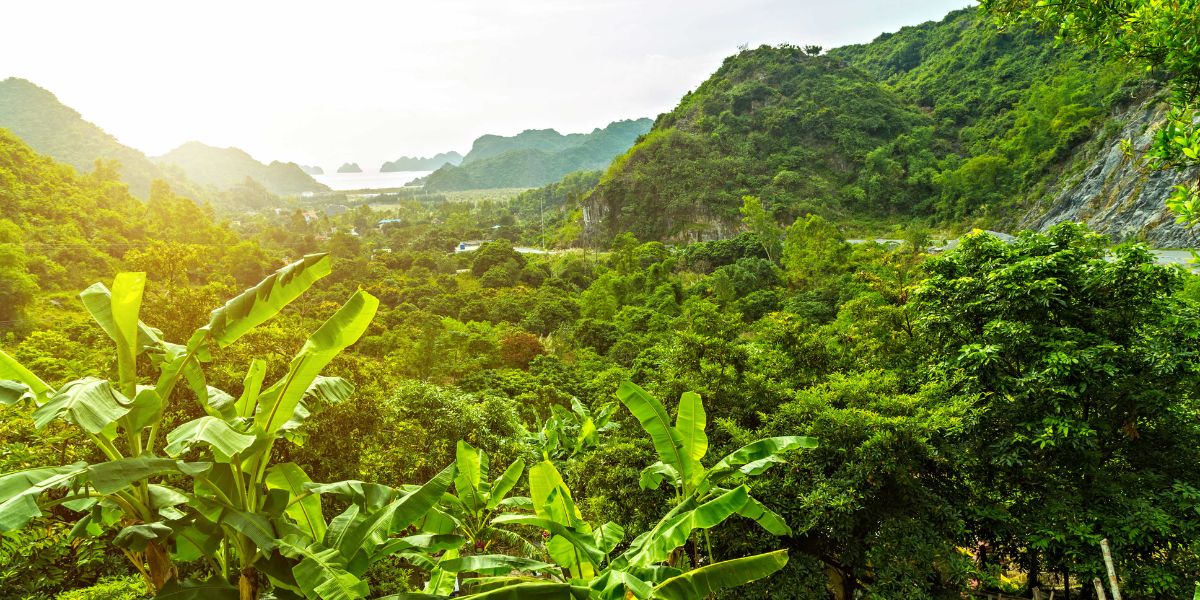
56, 577, 147, 600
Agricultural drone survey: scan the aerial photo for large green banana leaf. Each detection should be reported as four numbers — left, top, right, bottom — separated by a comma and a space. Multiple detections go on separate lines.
490, 514, 605, 566
731, 492, 792, 536
649, 549, 789, 600
164, 416, 256, 462
675, 391, 707, 464
333, 463, 455, 569
0, 349, 51, 404
197, 253, 332, 350
266, 462, 327, 543
486, 458, 525, 511
612, 486, 750, 570
86, 457, 211, 495
438, 554, 556, 576
700, 435, 818, 493
0, 462, 88, 530
254, 290, 378, 438
31, 377, 131, 435
454, 440, 489, 513
308, 480, 397, 512
615, 382, 698, 490
277, 534, 369, 600
423, 547, 459, 595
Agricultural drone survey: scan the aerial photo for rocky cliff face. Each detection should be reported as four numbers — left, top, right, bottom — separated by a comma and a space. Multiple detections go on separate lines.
1019, 97, 1200, 247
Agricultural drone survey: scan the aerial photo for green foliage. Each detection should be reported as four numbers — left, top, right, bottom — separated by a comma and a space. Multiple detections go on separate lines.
586, 7, 1142, 242
0, 257, 412, 600
916, 223, 1200, 597
56, 576, 149, 600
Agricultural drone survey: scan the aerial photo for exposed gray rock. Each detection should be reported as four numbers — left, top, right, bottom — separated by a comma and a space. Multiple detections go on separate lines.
1018, 97, 1200, 248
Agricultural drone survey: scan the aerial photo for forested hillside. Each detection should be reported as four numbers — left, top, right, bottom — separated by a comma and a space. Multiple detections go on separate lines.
582, 8, 1153, 243
0, 130, 273, 329
418, 119, 651, 191
0, 78, 207, 199
154, 141, 329, 196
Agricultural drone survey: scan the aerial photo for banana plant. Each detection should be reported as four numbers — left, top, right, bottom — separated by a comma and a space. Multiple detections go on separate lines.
425, 441, 536, 552
615, 381, 816, 551
529, 398, 618, 462
399, 458, 791, 599
381, 383, 816, 599
0, 255, 425, 600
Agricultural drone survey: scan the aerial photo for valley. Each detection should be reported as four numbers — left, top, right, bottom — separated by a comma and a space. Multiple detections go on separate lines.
1, 2, 1199, 600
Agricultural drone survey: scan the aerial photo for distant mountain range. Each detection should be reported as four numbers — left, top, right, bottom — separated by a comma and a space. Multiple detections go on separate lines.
381, 151, 463, 172
154, 142, 327, 195
0, 77, 327, 199
0, 77, 205, 199
416, 119, 652, 192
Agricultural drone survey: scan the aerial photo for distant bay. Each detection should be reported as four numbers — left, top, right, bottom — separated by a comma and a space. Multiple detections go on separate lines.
312, 169, 431, 191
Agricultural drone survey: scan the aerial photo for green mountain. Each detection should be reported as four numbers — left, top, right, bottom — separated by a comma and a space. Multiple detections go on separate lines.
418, 118, 652, 191
581, 8, 1148, 243
154, 141, 328, 196
338, 162, 363, 173
0, 78, 214, 199
0, 128, 234, 298
380, 151, 463, 171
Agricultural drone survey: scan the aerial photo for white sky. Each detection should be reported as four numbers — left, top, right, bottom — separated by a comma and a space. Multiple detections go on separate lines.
0, 0, 971, 170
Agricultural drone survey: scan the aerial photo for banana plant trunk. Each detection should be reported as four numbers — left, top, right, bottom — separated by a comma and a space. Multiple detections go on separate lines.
239, 567, 259, 600
146, 540, 176, 592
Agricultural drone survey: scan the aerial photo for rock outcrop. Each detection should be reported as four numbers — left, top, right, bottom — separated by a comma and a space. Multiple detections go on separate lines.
1019, 96, 1200, 247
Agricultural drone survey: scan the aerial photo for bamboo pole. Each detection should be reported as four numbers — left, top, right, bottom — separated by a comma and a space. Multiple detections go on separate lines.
1100, 538, 1122, 600
1093, 577, 1108, 600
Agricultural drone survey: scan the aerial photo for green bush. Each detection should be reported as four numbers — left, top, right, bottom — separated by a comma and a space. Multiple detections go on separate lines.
56, 577, 147, 600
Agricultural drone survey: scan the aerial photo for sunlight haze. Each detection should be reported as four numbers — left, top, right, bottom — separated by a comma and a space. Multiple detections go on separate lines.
1, 0, 970, 169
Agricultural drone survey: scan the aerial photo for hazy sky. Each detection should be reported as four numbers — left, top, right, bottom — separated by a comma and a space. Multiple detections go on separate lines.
1, 0, 971, 170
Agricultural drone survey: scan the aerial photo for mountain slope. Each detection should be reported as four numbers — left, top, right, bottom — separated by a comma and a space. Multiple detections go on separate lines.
0, 77, 205, 199
419, 119, 652, 192
154, 141, 328, 196
581, 7, 1179, 244
583, 47, 938, 242
0, 128, 234, 294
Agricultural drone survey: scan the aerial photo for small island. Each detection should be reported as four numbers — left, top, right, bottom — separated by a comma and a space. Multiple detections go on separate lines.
299, 164, 324, 175
336, 162, 362, 173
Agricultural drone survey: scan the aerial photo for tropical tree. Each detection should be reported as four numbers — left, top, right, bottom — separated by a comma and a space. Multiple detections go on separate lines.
915, 225, 1200, 596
